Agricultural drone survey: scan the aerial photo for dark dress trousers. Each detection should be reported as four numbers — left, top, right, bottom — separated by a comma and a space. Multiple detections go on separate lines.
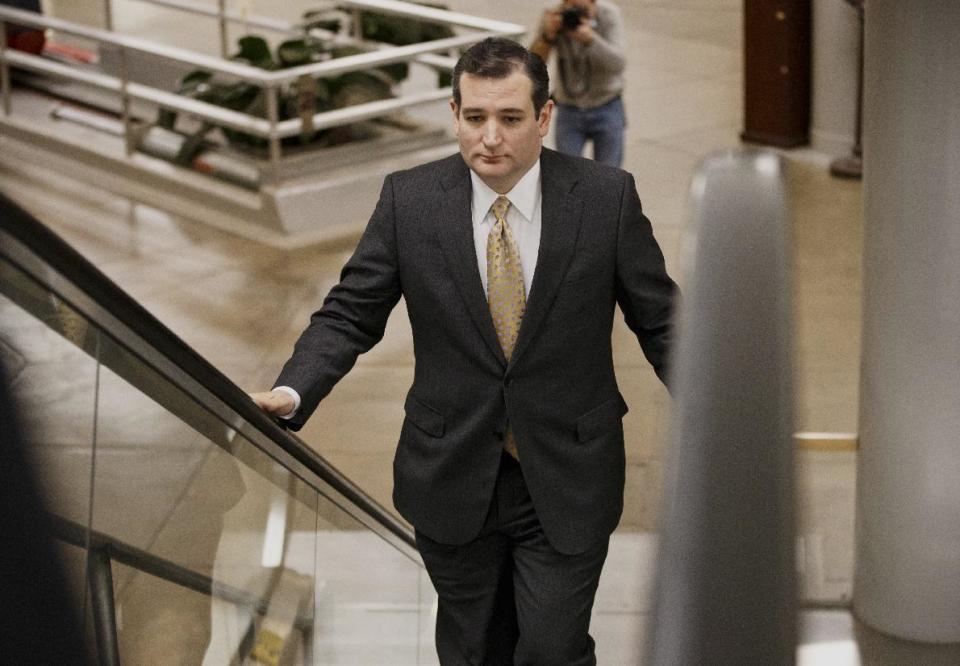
276, 147, 675, 556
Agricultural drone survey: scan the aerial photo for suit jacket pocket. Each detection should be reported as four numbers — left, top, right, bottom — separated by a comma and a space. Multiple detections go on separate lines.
576, 393, 629, 443
404, 393, 445, 438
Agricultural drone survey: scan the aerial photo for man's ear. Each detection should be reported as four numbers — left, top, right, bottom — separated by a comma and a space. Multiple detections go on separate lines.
538, 99, 555, 137
450, 99, 461, 133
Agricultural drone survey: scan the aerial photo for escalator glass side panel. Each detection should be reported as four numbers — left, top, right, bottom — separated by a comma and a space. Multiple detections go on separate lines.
1, 249, 436, 663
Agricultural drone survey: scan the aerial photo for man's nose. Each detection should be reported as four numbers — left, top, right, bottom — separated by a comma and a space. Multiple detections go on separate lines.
482, 120, 502, 146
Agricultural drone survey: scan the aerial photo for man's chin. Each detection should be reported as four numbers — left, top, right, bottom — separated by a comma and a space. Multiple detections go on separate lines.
470, 159, 509, 178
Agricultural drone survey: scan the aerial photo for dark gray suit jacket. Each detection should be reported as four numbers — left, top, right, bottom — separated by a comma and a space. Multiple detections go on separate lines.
276, 147, 676, 554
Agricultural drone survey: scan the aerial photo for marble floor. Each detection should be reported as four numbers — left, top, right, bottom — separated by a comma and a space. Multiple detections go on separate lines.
3, 0, 955, 663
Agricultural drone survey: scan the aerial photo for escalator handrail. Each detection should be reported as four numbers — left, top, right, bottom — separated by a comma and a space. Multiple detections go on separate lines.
0, 191, 417, 554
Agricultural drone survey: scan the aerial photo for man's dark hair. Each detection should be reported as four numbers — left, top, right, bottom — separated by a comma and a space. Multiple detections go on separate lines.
452, 37, 550, 117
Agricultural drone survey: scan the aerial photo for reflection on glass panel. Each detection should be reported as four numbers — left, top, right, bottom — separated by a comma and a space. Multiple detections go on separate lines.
311, 511, 428, 665
92, 355, 319, 664
241, 486, 319, 665
111, 565, 222, 662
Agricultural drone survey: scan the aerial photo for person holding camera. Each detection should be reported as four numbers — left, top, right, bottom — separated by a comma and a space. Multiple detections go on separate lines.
532, 0, 626, 167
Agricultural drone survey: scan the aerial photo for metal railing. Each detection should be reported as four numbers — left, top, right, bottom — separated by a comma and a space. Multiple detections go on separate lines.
51, 514, 313, 666
0, 1, 523, 174
646, 150, 796, 665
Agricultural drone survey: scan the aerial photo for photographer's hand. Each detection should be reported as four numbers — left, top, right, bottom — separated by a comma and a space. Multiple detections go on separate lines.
541, 9, 562, 43
570, 20, 595, 45
532, 9, 562, 58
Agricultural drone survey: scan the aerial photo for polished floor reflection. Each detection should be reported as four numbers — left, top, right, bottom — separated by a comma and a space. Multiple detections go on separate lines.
2, 0, 953, 663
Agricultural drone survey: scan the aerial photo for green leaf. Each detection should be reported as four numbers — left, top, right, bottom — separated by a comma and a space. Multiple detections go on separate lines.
330, 45, 364, 59
174, 121, 215, 165
233, 35, 276, 70
222, 126, 266, 150
302, 9, 342, 33
327, 46, 405, 84
331, 71, 392, 107
218, 83, 262, 112
355, 3, 455, 46
175, 69, 214, 99
314, 77, 332, 103
278, 38, 315, 67
381, 62, 409, 83
181, 70, 213, 87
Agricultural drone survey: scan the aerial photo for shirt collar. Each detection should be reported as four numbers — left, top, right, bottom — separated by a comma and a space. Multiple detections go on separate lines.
470, 158, 541, 224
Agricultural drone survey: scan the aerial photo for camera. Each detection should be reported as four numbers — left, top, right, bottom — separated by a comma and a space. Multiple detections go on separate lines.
561, 6, 587, 31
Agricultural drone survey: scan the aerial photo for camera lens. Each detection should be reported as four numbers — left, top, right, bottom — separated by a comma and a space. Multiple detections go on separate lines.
561, 7, 586, 31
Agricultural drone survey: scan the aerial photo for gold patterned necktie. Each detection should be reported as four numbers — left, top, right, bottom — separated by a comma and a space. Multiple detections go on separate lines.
487, 195, 525, 459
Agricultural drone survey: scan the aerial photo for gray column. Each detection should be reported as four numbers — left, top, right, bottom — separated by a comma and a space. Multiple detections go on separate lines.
854, 0, 960, 643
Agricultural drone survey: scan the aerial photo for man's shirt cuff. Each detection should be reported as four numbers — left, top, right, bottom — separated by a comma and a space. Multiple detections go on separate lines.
271, 386, 301, 419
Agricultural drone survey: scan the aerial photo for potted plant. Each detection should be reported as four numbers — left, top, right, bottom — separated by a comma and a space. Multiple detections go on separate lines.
154, 3, 455, 167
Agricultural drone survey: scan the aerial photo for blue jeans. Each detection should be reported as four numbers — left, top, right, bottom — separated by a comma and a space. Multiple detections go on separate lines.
554, 96, 626, 168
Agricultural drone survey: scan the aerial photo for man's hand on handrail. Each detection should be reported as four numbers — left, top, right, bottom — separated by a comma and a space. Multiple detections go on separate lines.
249, 389, 296, 417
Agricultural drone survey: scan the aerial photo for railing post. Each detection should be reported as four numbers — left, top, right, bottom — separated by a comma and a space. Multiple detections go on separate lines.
217, 0, 228, 59
265, 84, 281, 179
119, 45, 133, 156
104, 0, 114, 31
88, 546, 121, 666
352, 8, 364, 40
0, 21, 10, 116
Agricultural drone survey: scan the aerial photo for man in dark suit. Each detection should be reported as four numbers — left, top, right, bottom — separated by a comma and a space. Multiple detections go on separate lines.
252, 37, 676, 665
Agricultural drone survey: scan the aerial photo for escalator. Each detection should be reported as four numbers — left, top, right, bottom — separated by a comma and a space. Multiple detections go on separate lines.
0, 191, 435, 665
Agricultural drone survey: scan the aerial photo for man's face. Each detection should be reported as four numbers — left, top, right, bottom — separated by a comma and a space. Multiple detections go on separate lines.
452, 69, 553, 194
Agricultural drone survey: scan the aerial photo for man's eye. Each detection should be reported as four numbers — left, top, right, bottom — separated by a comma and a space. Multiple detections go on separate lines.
465, 116, 483, 123
503, 117, 522, 125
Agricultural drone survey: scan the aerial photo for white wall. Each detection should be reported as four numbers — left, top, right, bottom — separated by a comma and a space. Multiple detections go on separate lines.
41, 0, 108, 27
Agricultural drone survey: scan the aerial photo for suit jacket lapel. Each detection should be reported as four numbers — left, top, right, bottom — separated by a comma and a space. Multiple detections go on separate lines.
436, 157, 508, 367
509, 149, 584, 371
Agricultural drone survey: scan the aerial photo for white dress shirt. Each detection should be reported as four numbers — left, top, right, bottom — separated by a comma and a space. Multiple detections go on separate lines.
470, 158, 543, 298
274, 159, 544, 419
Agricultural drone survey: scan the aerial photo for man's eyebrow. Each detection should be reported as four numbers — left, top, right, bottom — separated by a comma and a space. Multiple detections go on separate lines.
459, 106, 527, 114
